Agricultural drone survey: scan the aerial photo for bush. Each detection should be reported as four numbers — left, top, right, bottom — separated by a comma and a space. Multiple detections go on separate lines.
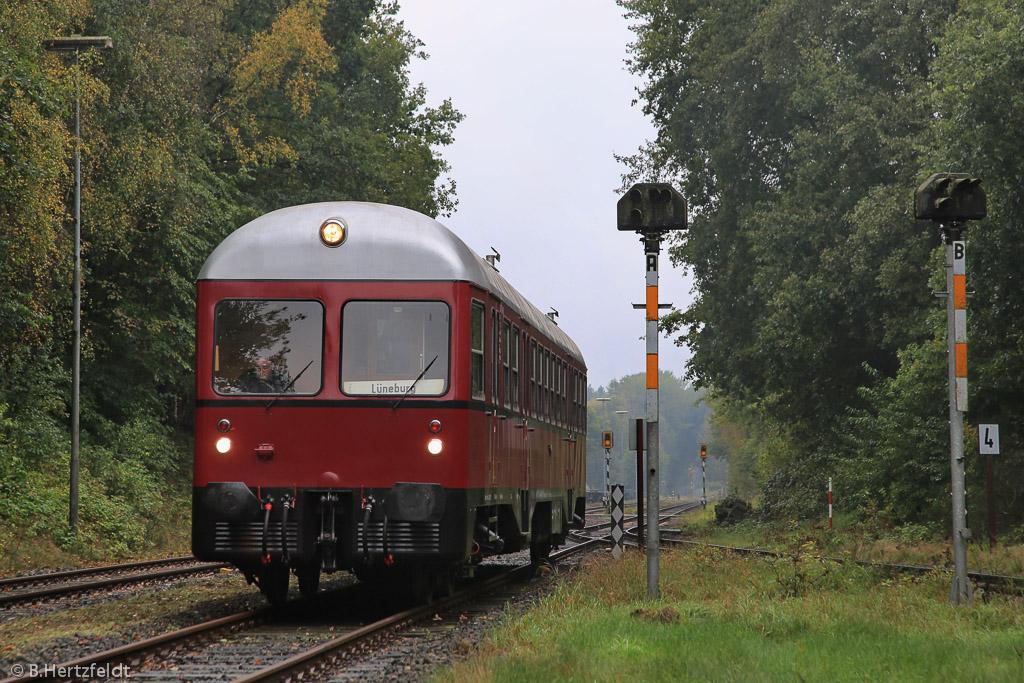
715, 494, 753, 525
0, 405, 191, 569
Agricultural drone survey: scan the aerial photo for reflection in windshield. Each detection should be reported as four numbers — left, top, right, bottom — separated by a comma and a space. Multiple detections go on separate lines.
214, 300, 323, 395
342, 301, 450, 396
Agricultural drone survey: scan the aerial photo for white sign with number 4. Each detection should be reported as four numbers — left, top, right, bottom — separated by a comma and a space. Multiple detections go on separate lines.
979, 424, 999, 455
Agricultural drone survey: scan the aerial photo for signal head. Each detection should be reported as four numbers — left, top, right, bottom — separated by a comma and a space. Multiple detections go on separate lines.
617, 183, 687, 232
914, 173, 986, 222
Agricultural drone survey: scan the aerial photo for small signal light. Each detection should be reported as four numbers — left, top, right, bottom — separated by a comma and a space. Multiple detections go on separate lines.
602, 431, 613, 449
700, 443, 708, 459
429, 419, 442, 434
319, 218, 347, 247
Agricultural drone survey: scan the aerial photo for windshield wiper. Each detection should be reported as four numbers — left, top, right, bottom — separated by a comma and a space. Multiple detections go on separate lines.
265, 359, 314, 411
392, 355, 439, 412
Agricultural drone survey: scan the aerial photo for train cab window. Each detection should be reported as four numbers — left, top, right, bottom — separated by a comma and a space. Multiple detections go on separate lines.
213, 299, 324, 395
341, 301, 450, 396
470, 301, 484, 399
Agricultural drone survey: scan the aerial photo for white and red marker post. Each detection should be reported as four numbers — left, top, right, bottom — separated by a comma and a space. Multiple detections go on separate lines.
828, 477, 833, 531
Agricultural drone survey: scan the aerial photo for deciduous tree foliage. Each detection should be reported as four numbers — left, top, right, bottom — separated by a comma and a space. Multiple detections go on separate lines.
621, 0, 1024, 529
0, 0, 461, 555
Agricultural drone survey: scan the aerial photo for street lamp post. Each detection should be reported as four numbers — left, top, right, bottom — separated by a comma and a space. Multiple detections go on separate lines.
42, 35, 113, 535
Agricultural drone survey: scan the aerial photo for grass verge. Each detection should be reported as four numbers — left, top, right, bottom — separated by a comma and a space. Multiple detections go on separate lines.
676, 506, 1024, 577
435, 546, 1024, 682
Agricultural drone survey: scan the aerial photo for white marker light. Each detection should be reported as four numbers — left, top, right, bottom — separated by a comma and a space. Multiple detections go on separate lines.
427, 438, 443, 456
215, 437, 232, 454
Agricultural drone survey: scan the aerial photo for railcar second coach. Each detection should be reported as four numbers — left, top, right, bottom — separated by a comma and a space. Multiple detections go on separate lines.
192, 202, 587, 603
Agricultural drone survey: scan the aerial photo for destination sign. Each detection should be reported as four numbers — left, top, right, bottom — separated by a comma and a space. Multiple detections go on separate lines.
343, 379, 445, 396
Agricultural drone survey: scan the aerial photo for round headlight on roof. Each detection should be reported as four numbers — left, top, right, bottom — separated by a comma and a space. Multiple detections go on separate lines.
319, 218, 347, 247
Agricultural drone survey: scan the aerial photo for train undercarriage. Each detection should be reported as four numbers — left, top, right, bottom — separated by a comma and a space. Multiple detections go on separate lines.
193, 482, 586, 604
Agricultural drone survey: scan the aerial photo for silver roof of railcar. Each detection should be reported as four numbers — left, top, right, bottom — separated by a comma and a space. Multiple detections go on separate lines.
198, 202, 584, 364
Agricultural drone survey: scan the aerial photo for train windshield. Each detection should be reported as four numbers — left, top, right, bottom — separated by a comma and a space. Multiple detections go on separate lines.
341, 301, 450, 396
213, 300, 324, 395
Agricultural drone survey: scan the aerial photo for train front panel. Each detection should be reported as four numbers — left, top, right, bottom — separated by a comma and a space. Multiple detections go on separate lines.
192, 280, 476, 574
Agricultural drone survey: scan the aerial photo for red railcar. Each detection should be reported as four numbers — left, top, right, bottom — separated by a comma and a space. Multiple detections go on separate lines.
192, 202, 587, 603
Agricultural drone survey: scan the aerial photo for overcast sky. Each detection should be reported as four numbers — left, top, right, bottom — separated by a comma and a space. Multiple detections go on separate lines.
395, 1, 693, 390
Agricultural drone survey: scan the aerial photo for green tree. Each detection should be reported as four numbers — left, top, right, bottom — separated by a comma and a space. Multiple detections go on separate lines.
0, 0, 463, 559
618, 0, 997, 520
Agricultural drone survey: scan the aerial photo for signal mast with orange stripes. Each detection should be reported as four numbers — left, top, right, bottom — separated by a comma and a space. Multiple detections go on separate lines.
617, 183, 687, 599
914, 172, 987, 605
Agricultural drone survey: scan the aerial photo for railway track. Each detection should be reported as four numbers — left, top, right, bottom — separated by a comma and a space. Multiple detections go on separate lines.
581, 499, 700, 533
0, 539, 603, 683
0, 557, 231, 607
0, 501, 689, 681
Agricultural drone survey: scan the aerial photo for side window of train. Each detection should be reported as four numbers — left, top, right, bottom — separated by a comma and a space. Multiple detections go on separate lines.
561, 360, 567, 427
490, 310, 499, 404
558, 358, 565, 426
582, 373, 588, 431
471, 301, 484, 399
549, 351, 555, 423
581, 372, 587, 433
575, 369, 582, 433
529, 339, 537, 418
512, 325, 520, 411
536, 345, 543, 420
573, 368, 581, 432
570, 368, 575, 432
561, 358, 569, 428
543, 348, 551, 422
557, 358, 564, 427
502, 318, 511, 408
213, 299, 324, 396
